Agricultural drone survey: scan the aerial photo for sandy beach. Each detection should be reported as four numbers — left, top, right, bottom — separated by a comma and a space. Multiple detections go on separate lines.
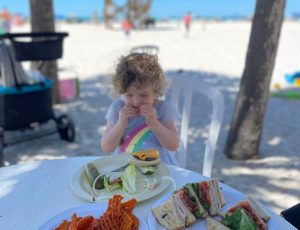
3, 20, 300, 214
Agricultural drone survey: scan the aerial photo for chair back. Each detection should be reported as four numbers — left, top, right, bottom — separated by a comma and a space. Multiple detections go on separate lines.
167, 77, 224, 177
130, 45, 159, 55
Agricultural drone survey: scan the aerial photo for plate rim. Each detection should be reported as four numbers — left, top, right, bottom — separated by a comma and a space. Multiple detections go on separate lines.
38, 202, 148, 230
71, 154, 172, 202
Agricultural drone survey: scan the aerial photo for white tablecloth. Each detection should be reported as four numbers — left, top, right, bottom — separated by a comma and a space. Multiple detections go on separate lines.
0, 157, 296, 229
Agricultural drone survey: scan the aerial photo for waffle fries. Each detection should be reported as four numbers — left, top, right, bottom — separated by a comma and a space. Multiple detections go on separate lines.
55, 195, 139, 230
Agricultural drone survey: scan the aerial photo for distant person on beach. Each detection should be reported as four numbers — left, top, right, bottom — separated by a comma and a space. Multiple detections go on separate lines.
0, 7, 12, 33
12, 14, 24, 26
184, 12, 192, 36
122, 19, 132, 36
101, 53, 180, 165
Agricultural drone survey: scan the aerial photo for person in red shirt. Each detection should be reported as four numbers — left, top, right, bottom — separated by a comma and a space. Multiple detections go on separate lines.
122, 19, 132, 36
184, 12, 192, 36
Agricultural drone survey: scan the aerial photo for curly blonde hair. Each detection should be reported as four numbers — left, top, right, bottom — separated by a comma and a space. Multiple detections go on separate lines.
112, 53, 167, 96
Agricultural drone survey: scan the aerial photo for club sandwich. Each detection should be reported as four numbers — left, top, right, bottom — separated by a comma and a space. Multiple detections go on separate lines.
222, 196, 270, 230
206, 217, 230, 230
151, 197, 185, 230
151, 179, 227, 230
151, 183, 209, 229
174, 183, 208, 219
192, 179, 226, 215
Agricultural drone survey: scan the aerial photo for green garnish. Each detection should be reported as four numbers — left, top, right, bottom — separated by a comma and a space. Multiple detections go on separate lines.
223, 208, 256, 230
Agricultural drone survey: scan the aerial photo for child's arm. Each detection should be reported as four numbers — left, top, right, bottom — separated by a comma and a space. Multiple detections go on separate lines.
101, 121, 126, 153
139, 104, 180, 151
150, 121, 180, 151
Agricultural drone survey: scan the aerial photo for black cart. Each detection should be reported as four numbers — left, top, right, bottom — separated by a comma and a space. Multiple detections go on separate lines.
0, 32, 75, 166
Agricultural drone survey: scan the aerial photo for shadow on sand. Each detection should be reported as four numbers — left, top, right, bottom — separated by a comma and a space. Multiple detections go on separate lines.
3, 69, 300, 212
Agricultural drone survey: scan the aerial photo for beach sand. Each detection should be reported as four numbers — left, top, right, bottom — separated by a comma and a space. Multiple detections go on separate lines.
3, 20, 300, 214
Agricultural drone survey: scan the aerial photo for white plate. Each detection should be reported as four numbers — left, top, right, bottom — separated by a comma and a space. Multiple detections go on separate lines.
71, 154, 172, 202
148, 188, 287, 230
38, 202, 148, 230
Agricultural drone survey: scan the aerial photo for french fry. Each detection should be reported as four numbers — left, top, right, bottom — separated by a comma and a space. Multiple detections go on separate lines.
55, 195, 139, 230
120, 211, 133, 230
99, 215, 119, 230
77, 215, 94, 230
54, 220, 70, 230
69, 214, 80, 230
129, 213, 139, 230
122, 199, 137, 214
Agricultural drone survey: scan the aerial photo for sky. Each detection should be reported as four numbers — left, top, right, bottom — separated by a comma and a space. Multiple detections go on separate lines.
1, 0, 300, 19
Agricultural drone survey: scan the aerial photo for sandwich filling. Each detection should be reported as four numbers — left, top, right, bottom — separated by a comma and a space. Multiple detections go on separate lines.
175, 188, 201, 218
224, 199, 269, 230
223, 207, 256, 230
198, 181, 211, 212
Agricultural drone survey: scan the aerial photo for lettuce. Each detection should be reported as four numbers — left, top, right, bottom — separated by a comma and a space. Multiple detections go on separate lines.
102, 164, 136, 194
121, 163, 136, 194
223, 208, 256, 230
104, 172, 123, 192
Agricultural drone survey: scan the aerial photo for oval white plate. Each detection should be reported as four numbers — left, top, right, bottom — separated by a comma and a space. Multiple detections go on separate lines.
71, 154, 172, 202
38, 202, 148, 230
148, 188, 287, 230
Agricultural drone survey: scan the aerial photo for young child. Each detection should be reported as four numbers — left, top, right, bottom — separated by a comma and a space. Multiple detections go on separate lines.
101, 53, 180, 166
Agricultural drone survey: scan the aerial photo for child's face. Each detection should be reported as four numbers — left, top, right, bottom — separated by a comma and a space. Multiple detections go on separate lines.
124, 84, 155, 109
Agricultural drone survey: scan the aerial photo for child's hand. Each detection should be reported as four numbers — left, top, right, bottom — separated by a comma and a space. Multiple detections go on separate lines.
139, 104, 158, 126
119, 104, 138, 125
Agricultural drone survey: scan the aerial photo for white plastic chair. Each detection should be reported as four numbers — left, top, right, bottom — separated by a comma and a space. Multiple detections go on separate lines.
167, 77, 224, 177
130, 45, 159, 55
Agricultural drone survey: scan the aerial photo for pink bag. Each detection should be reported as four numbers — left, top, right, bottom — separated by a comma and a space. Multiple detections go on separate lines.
59, 78, 79, 101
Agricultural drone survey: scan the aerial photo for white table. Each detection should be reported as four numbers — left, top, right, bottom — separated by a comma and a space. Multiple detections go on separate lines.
0, 157, 296, 229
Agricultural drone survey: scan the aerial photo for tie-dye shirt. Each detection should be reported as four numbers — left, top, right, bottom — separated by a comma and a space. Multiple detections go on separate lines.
105, 97, 180, 166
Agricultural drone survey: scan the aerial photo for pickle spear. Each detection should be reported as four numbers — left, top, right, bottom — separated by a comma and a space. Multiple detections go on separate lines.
84, 163, 105, 190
